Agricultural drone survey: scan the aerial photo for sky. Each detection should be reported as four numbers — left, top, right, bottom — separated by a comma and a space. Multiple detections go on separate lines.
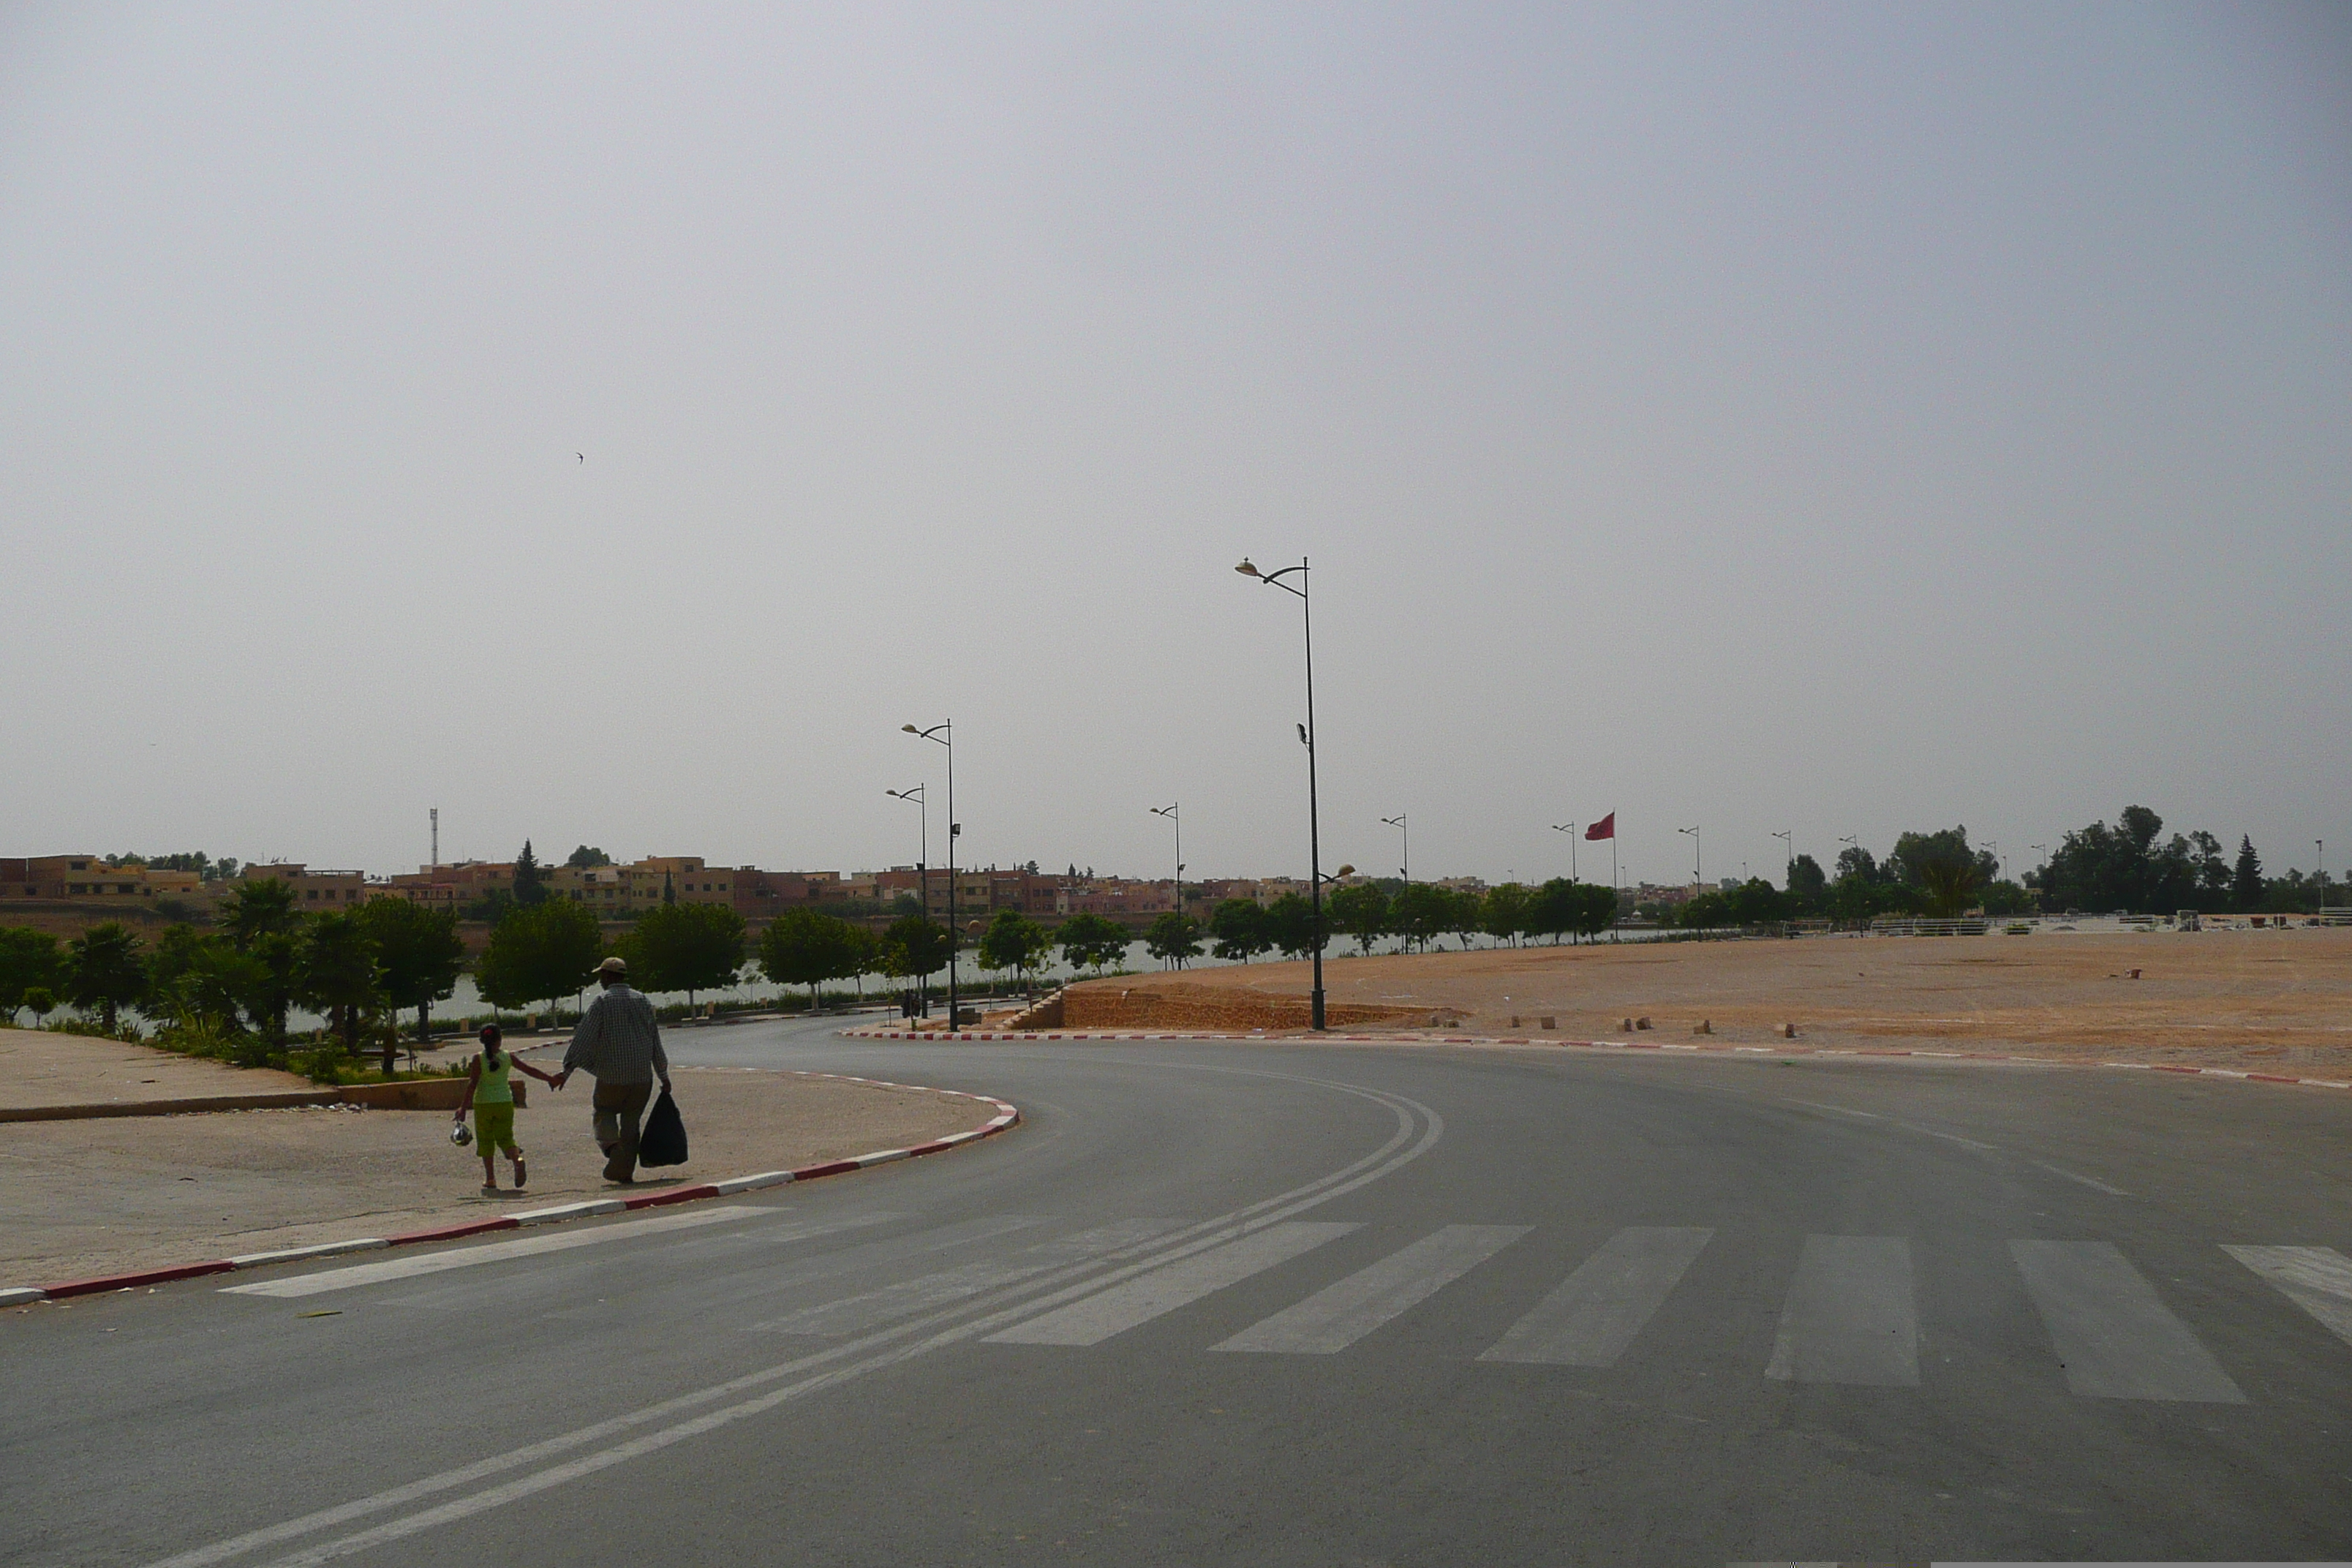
3, 2, 2347, 890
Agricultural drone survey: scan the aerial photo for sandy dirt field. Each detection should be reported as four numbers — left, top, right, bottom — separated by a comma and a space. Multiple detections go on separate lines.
0, 1027, 318, 1109
1070, 927, 2352, 1069
1, 1055, 999, 1286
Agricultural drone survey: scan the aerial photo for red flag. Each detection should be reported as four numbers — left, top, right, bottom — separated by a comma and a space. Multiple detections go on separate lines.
1585, 813, 1615, 841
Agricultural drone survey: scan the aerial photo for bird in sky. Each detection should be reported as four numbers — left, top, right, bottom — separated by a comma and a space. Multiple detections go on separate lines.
576, 453, 584, 463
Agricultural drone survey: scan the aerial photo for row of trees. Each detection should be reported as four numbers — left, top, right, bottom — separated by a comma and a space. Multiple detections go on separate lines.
2031, 807, 2334, 915
0, 881, 467, 1071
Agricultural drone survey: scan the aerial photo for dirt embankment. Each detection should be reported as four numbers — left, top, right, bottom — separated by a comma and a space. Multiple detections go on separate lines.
1065, 929, 2352, 1070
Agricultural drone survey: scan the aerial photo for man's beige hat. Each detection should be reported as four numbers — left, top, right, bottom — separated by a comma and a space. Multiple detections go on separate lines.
594, 955, 627, 976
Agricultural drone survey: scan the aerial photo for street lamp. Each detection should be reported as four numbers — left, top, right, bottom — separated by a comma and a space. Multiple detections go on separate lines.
1237, 556, 1329, 1030
1771, 829, 1792, 883
1150, 804, 1183, 943
1550, 823, 1575, 882
1678, 825, 1701, 886
1382, 815, 1409, 884
902, 722, 958, 1028
884, 785, 927, 1017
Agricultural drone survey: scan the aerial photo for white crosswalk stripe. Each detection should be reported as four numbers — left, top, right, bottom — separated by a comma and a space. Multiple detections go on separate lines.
1765, 1235, 1918, 1387
1478, 1227, 1713, 1367
754, 1219, 1187, 1336
2223, 1245, 2352, 1347
2011, 1240, 2246, 1403
1213, 1224, 1530, 1354
984, 1222, 1360, 1346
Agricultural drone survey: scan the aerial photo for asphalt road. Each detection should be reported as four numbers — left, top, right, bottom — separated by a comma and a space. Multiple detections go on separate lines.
5, 1017, 2351, 1566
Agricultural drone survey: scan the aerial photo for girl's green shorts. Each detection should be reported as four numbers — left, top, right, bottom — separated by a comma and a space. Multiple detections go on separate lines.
472, 1102, 519, 1156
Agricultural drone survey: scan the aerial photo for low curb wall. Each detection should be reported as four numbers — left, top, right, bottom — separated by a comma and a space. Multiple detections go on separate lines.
0, 1071, 1019, 1309
835, 1024, 2352, 1094
0, 1078, 477, 1123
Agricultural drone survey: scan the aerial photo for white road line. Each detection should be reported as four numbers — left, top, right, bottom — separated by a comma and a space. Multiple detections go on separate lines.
753, 1219, 1183, 1336
143, 1073, 1441, 1568
2033, 1161, 2130, 1196
219, 1207, 796, 1299
1478, 1226, 1712, 1368
1779, 1097, 1882, 1120
983, 1222, 1360, 1346
1213, 1224, 1530, 1354
2223, 1245, 2352, 1347
2010, 1240, 2246, 1402
1765, 1235, 1918, 1387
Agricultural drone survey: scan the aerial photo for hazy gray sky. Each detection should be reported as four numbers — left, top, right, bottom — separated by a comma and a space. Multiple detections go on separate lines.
4, 3, 2346, 888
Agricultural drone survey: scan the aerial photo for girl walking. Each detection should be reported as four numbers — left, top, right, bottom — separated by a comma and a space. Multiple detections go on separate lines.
454, 1024, 562, 1196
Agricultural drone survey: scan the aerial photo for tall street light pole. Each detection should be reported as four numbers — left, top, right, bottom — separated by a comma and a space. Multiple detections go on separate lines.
1382, 815, 1409, 885
1550, 823, 1575, 882
885, 785, 927, 1017
1150, 804, 1183, 936
1236, 556, 1327, 1030
1679, 826, 1701, 886
1771, 829, 1792, 883
903, 721, 957, 1027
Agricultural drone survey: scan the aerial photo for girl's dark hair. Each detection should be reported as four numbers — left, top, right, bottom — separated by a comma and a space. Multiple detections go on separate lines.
479, 1023, 502, 1062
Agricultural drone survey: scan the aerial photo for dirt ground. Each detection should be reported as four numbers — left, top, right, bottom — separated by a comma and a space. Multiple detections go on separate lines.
1071, 927, 2352, 1070
0, 1027, 317, 1109
0, 1054, 999, 1287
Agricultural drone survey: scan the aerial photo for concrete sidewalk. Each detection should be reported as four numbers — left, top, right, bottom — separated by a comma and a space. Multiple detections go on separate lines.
1, 1054, 997, 1287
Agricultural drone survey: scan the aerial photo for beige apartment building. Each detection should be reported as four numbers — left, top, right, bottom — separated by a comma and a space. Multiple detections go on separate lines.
0, 856, 204, 902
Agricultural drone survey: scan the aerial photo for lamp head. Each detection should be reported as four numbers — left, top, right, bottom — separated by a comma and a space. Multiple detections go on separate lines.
1235, 558, 1261, 578
1335, 864, 1355, 878
901, 724, 919, 734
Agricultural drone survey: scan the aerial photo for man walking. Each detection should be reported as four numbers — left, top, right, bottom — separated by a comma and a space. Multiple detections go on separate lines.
557, 955, 671, 1183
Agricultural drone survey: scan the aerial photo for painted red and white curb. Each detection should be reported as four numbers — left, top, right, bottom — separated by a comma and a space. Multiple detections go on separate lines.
839, 1025, 2352, 1093
0, 1071, 1017, 1310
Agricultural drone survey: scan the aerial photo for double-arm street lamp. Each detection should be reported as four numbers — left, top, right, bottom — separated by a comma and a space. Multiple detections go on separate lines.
1236, 556, 1327, 1030
902, 721, 957, 1027
884, 785, 927, 1016
1150, 804, 1183, 926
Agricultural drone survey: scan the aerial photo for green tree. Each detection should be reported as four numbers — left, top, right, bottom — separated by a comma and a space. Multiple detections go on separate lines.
1677, 891, 1732, 931
1444, 887, 1485, 951
512, 840, 548, 907
1918, 858, 1980, 918
1388, 883, 1448, 953
1576, 883, 1618, 942
146, 924, 263, 1039
355, 897, 467, 1061
1978, 879, 2036, 916
881, 913, 953, 982
65, 922, 146, 1033
1785, 853, 1828, 914
220, 877, 300, 947
1208, 899, 1270, 963
566, 845, 612, 869
2233, 837, 2264, 912
476, 900, 604, 1015
979, 911, 1054, 987
0, 926, 63, 1022
1528, 879, 1579, 945
626, 902, 747, 1006
1143, 911, 1203, 969
1480, 883, 1531, 947
1262, 892, 1324, 960
1327, 884, 1390, 956
20, 986, 55, 1028
760, 908, 863, 1011
1724, 878, 1788, 926
1056, 912, 1129, 973
298, 911, 382, 1055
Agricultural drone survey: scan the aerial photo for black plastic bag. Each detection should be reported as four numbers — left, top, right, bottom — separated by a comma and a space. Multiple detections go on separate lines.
638, 1087, 688, 1168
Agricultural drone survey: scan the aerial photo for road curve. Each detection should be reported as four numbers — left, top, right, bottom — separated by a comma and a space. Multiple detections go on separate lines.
4, 1014, 2348, 1566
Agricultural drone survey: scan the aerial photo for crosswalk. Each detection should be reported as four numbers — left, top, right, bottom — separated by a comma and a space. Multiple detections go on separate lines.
758, 1216, 2352, 1403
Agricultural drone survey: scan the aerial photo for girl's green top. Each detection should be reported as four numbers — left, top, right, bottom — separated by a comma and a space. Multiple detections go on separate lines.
473, 1051, 513, 1106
